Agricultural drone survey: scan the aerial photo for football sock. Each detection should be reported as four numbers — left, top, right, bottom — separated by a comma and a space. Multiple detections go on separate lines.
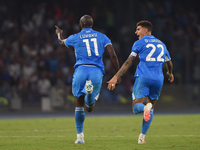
75, 107, 85, 134
85, 94, 95, 108
133, 103, 145, 114
141, 109, 154, 134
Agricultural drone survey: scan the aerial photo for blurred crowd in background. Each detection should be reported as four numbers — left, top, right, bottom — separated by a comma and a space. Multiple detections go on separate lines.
0, 0, 200, 108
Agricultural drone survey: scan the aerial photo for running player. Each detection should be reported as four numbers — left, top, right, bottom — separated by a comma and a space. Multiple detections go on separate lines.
55, 15, 120, 144
107, 20, 174, 144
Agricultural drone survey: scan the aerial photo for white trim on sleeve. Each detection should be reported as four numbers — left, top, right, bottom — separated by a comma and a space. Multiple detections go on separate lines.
130, 51, 137, 57
165, 55, 171, 62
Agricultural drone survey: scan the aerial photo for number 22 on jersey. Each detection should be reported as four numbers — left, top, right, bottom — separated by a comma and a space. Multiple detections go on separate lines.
83, 38, 99, 56
146, 44, 164, 62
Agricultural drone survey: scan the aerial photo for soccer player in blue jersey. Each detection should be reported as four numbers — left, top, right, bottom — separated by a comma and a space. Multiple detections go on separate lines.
107, 20, 174, 144
55, 15, 120, 144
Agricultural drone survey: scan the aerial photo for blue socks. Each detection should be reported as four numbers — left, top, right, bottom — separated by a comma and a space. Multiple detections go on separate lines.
133, 103, 154, 135
85, 94, 95, 108
133, 103, 145, 114
75, 107, 85, 134
141, 109, 154, 134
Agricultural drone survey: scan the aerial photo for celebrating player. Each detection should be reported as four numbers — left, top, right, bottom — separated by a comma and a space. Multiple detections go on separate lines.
107, 20, 174, 144
55, 15, 120, 144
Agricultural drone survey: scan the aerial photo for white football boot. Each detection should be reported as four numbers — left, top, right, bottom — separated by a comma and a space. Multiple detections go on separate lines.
74, 132, 85, 144
85, 80, 93, 94
143, 103, 152, 122
138, 134, 146, 144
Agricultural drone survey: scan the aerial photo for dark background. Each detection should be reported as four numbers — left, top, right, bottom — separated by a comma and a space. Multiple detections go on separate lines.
0, 0, 200, 115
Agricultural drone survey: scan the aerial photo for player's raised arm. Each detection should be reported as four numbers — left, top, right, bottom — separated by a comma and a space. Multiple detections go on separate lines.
107, 56, 135, 90
166, 60, 174, 82
55, 25, 65, 46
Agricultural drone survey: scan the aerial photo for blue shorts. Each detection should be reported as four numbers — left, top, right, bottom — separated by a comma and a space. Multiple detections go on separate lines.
132, 77, 163, 100
72, 65, 103, 100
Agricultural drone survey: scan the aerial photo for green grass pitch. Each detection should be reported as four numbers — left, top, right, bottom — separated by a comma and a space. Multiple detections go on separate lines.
0, 114, 199, 150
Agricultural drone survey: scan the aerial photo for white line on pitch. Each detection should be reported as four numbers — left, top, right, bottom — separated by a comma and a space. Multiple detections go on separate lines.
0, 136, 66, 138
0, 135, 200, 138
92, 135, 200, 138
0, 129, 71, 133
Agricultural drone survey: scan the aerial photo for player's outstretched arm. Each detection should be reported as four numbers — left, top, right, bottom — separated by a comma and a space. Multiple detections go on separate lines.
55, 25, 65, 46
166, 60, 174, 82
107, 56, 135, 90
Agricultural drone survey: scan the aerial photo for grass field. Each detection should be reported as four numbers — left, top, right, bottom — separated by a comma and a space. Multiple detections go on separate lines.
0, 114, 199, 150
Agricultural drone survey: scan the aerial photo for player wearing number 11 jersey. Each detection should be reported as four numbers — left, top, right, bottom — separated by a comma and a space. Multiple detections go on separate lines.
107, 20, 174, 144
55, 15, 120, 144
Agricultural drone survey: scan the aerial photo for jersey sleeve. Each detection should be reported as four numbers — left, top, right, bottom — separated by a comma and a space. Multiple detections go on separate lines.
164, 44, 171, 62
64, 35, 75, 47
130, 40, 141, 57
165, 50, 171, 62
103, 35, 112, 47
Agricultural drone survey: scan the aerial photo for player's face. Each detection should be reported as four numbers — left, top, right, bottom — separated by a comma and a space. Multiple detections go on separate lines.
135, 26, 147, 39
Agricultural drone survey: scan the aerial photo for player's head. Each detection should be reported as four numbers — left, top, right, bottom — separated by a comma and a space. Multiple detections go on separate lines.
135, 20, 153, 39
79, 15, 93, 29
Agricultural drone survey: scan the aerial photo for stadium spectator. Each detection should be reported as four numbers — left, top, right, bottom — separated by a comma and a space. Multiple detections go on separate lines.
37, 70, 51, 98
0, 0, 199, 107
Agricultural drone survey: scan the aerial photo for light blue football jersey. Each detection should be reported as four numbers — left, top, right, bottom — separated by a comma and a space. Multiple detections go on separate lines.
64, 28, 112, 74
130, 35, 171, 81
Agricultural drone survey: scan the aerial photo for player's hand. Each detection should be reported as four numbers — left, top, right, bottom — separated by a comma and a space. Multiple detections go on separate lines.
55, 25, 63, 35
117, 77, 121, 85
107, 76, 118, 90
166, 72, 174, 83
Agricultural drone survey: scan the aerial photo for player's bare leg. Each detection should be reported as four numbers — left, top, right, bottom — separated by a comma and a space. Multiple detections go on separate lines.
132, 97, 146, 108
146, 97, 156, 108
76, 96, 85, 107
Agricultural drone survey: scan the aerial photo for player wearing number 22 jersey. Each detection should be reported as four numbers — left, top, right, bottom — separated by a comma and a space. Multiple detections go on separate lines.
131, 35, 171, 81
55, 15, 120, 144
107, 20, 174, 144
131, 35, 171, 100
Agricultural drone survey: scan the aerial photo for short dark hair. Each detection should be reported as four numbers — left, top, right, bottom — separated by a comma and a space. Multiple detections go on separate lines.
80, 15, 93, 28
136, 21, 153, 32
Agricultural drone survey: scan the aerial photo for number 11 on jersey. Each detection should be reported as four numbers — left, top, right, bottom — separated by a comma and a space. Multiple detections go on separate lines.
83, 38, 99, 56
